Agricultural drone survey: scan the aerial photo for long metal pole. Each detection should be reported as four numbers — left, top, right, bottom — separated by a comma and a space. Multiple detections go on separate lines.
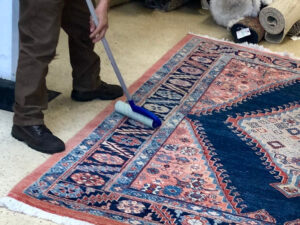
85, 0, 132, 101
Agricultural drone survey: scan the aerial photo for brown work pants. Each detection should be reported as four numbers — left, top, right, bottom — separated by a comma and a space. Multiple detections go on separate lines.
13, 0, 101, 126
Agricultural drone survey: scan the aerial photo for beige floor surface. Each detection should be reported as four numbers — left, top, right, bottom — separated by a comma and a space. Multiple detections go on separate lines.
0, 1, 299, 225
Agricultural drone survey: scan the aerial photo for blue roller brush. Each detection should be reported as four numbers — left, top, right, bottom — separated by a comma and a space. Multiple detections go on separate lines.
85, 0, 162, 128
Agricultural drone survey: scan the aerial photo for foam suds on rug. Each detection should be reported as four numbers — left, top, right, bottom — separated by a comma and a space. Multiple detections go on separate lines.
0, 197, 92, 225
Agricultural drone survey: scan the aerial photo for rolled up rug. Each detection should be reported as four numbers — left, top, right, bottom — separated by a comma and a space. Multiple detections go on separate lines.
201, 0, 210, 10
144, 0, 190, 11
287, 20, 300, 37
259, 0, 300, 43
231, 17, 265, 44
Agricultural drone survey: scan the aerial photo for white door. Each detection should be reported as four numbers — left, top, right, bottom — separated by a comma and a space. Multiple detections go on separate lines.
0, 0, 19, 81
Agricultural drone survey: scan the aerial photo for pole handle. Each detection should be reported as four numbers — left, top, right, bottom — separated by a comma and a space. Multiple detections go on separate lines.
85, 0, 132, 101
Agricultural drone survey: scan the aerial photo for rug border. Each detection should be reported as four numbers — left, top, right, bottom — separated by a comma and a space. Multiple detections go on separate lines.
189, 33, 300, 61
5, 33, 300, 225
5, 34, 195, 225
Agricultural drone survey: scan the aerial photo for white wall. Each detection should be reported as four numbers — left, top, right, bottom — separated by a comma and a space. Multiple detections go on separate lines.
0, 0, 19, 81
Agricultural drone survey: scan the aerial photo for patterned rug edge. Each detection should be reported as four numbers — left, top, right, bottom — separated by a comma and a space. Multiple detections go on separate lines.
1, 34, 195, 225
0, 197, 92, 225
189, 32, 300, 60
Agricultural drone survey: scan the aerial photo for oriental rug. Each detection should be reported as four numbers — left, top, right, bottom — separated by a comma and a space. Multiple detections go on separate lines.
1, 34, 300, 225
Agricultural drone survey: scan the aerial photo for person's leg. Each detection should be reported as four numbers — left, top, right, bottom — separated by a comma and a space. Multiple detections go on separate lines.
61, 0, 123, 101
62, 0, 100, 92
14, 0, 64, 125
12, 0, 65, 154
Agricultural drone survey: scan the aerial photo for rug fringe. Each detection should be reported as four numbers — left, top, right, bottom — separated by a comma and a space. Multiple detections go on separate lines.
291, 36, 300, 41
188, 32, 300, 60
0, 197, 93, 225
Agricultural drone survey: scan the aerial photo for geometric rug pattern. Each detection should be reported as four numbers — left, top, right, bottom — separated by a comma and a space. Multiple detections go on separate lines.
5, 35, 300, 225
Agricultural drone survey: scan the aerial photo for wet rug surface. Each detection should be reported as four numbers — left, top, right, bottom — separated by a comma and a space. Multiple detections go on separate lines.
4, 35, 300, 225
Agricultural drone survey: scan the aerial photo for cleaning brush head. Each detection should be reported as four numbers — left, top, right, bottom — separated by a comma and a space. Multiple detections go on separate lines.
115, 101, 161, 128
85, 0, 162, 128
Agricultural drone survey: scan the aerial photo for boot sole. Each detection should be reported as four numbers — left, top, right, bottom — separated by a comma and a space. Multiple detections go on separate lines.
71, 93, 123, 101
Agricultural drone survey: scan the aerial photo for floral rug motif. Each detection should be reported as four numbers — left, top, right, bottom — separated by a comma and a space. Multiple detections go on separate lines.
4, 35, 300, 225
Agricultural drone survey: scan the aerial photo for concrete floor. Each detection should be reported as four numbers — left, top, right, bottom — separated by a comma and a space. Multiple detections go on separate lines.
0, 1, 299, 224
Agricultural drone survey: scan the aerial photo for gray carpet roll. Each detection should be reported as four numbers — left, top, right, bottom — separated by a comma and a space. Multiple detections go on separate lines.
259, 0, 300, 43
259, 7, 285, 34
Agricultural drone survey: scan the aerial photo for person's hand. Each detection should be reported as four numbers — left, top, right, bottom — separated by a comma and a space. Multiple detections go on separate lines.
90, 0, 109, 43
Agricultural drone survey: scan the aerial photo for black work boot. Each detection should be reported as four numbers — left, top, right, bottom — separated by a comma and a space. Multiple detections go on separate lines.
71, 81, 123, 101
11, 125, 65, 154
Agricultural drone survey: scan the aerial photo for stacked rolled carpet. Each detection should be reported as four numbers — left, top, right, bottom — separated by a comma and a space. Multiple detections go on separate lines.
231, 17, 265, 44
144, 0, 190, 11
201, 0, 210, 10
288, 21, 300, 37
259, 0, 300, 43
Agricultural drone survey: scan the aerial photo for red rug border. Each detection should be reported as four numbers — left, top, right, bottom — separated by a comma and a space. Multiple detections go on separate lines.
7, 34, 299, 224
